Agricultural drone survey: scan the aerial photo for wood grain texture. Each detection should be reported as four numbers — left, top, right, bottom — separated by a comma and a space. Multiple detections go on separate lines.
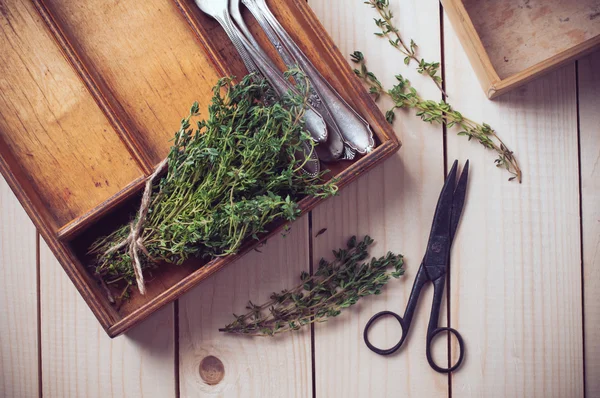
41, 0, 224, 164
444, 12, 584, 397
578, 51, 600, 398
441, 0, 600, 99
308, 0, 449, 396
463, 0, 600, 78
0, 177, 39, 398
39, 240, 175, 398
0, 0, 596, 395
0, 0, 143, 228
178, 216, 312, 398
440, 0, 500, 97
0, 0, 400, 337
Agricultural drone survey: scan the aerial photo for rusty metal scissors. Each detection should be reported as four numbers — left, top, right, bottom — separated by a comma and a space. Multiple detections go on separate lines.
363, 160, 469, 373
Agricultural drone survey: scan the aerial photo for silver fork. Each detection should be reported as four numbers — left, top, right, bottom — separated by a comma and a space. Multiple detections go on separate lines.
242, 0, 375, 155
230, 0, 353, 161
194, 0, 327, 175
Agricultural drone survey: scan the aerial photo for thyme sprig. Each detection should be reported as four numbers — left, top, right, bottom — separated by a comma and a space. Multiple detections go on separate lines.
221, 236, 404, 336
89, 74, 337, 297
360, 0, 522, 182
352, 52, 521, 182
366, 0, 445, 95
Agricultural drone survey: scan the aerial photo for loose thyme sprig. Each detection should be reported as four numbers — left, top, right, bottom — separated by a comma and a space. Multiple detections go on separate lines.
220, 236, 404, 336
360, 0, 522, 182
351, 52, 522, 182
366, 0, 445, 95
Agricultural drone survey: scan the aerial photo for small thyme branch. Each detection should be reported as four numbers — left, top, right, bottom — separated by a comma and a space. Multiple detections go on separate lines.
220, 236, 405, 336
351, 51, 522, 182
366, 0, 446, 96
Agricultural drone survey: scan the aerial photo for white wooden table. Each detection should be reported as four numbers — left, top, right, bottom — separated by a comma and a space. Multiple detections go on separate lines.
0, 1, 598, 397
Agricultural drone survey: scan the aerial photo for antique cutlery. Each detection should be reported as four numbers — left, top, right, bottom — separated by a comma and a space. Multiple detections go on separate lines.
194, 0, 329, 145
230, 0, 353, 161
242, 0, 375, 155
194, 0, 330, 175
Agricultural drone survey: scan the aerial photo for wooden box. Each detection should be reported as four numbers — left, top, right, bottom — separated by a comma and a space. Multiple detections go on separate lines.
0, 0, 399, 337
442, 0, 600, 98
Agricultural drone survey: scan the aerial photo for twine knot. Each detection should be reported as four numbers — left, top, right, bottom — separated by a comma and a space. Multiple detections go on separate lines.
103, 158, 169, 295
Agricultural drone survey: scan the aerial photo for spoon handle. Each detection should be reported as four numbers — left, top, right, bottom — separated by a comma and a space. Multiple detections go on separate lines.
215, 11, 331, 146
250, 0, 375, 154
203, 10, 322, 175
240, 0, 349, 160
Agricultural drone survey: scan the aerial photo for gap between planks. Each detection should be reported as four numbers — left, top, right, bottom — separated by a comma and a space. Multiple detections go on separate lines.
36, 232, 42, 398
575, 60, 587, 398
438, 2, 454, 396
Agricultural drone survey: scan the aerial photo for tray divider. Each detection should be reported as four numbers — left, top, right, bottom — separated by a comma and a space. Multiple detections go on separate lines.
34, 0, 155, 176
56, 176, 147, 241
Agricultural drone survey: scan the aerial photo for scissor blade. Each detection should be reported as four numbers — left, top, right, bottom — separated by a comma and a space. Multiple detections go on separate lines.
422, 161, 458, 272
450, 160, 469, 240
427, 160, 458, 241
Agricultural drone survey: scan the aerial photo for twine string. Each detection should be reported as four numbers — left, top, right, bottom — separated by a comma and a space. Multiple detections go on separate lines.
103, 158, 169, 295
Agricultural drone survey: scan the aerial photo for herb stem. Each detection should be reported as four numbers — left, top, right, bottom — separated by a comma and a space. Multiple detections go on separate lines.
366, 0, 446, 96
88, 74, 338, 299
221, 236, 405, 336
351, 50, 522, 182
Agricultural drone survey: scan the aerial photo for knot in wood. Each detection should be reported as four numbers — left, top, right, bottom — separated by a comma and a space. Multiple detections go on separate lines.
199, 355, 225, 385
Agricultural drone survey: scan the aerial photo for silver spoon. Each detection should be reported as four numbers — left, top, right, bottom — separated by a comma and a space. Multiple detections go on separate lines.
195, 0, 329, 146
194, 0, 324, 175
244, 0, 375, 154
230, 0, 353, 161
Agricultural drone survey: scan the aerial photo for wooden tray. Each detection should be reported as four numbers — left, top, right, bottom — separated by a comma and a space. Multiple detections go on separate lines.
0, 0, 399, 337
442, 0, 600, 98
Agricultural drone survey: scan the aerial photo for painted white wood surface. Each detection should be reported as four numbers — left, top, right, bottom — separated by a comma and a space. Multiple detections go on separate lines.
308, 0, 448, 397
444, 13, 584, 397
178, 217, 312, 398
0, 1, 598, 397
0, 179, 38, 398
579, 51, 600, 398
39, 240, 176, 398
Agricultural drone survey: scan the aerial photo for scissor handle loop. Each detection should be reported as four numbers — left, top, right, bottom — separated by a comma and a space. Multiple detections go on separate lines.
363, 310, 408, 355
426, 327, 465, 373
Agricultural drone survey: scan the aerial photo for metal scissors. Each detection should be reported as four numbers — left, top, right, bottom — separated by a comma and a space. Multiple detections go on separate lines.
363, 160, 469, 373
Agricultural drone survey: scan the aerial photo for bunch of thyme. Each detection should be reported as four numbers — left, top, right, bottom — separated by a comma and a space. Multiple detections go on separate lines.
356, 0, 522, 182
89, 74, 337, 297
221, 236, 404, 336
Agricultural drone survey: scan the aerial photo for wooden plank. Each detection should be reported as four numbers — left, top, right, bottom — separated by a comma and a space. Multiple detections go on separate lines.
308, 0, 449, 396
578, 50, 600, 398
178, 217, 312, 397
0, 177, 39, 397
41, 0, 224, 164
443, 12, 584, 397
0, 0, 144, 228
39, 240, 176, 398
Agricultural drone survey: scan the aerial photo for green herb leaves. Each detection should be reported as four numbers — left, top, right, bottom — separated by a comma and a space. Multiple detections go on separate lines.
354, 0, 523, 183
367, 0, 445, 94
220, 236, 404, 336
89, 75, 337, 298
